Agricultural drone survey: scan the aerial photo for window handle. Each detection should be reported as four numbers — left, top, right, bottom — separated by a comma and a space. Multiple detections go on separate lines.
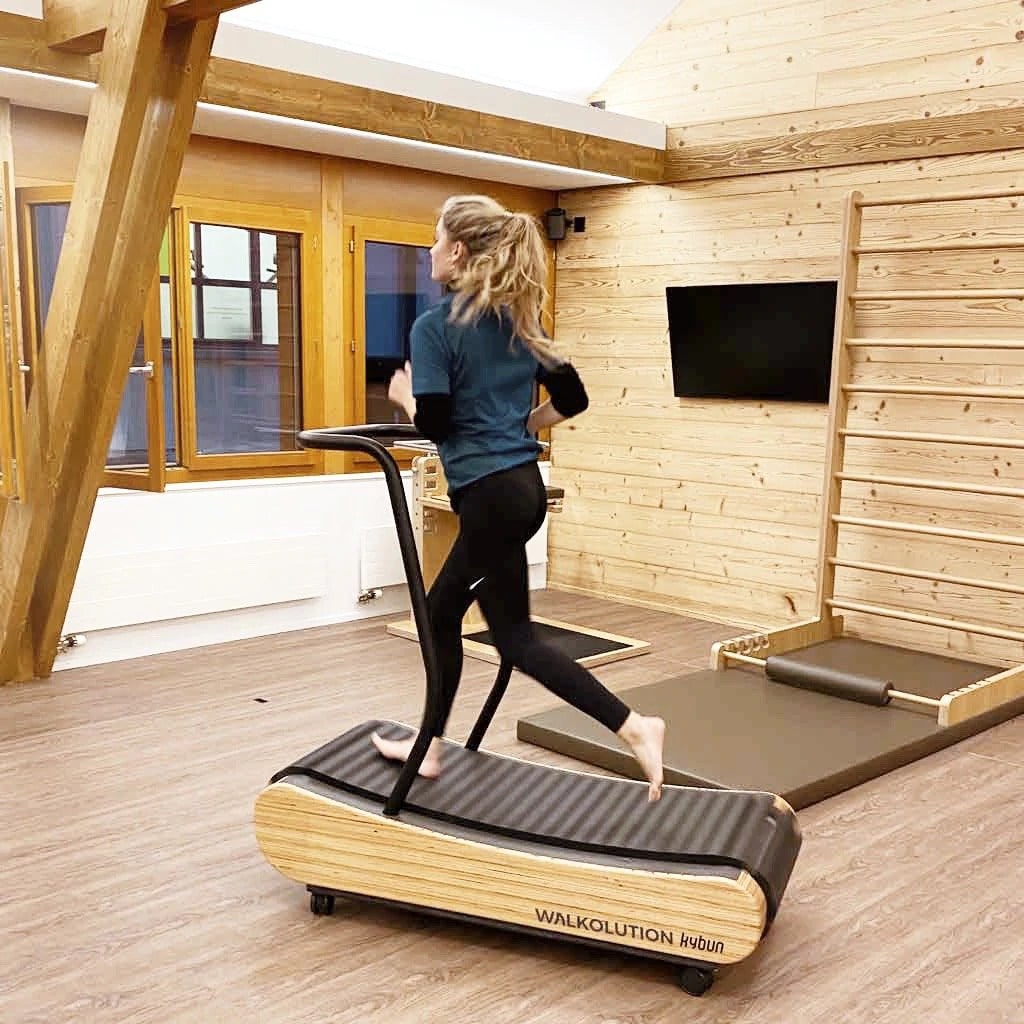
128, 360, 154, 379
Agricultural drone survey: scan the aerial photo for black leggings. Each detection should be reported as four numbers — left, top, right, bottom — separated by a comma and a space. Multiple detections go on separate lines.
426, 459, 631, 738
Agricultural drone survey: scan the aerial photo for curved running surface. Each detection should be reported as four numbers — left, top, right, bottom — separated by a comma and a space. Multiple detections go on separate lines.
268, 719, 802, 919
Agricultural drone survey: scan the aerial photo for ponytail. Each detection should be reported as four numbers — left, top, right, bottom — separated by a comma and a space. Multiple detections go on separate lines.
440, 196, 561, 368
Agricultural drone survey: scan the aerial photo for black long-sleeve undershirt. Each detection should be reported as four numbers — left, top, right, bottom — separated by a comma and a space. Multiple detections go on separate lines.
537, 362, 588, 418
413, 361, 589, 444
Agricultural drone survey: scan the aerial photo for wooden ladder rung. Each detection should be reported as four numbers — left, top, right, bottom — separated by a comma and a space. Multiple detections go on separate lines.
825, 598, 1024, 644
850, 287, 1024, 301
836, 471, 1024, 501
842, 383, 1024, 399
833, 514, 1024, 548
855, 187, 1024, 207
840, 427, 1024, 449
855, 239, 1024, 255
845, 337, 1024, 349
829, 557, 1024, 596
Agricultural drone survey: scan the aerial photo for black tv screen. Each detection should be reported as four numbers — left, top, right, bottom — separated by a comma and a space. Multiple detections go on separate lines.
666, 280, 838, 403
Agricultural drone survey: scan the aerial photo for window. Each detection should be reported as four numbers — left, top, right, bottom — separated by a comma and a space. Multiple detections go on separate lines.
363, 239, 444, 424
346, 215, 553, 459
21, 190, 170, 490
18, 189, 321, 487
175, 202, 318, 477
188, 220, 303, 456
348, 218, 441, 428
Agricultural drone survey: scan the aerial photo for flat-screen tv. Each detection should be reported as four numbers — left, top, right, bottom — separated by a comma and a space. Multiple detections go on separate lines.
666, 280, 838, 403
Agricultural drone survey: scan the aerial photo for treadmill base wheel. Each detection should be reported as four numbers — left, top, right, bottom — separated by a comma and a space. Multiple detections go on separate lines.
310, 891, 336, 916
678, 966, 714, 997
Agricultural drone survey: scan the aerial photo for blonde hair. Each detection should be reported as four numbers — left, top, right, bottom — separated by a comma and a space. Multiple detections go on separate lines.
439, 195, 560, 368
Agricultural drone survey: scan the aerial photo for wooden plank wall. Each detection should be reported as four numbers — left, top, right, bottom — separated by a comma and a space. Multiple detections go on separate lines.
590, 0, 1024, 126
549, 0, 1024, 668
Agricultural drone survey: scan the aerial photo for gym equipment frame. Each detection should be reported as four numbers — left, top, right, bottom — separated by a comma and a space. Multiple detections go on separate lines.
518, 185, 1024, 808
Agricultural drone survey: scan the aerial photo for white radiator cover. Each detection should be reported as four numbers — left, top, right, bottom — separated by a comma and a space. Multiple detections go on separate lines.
360, 525, 409, 590
65, 534, 329, 632
55, 464, 550, 669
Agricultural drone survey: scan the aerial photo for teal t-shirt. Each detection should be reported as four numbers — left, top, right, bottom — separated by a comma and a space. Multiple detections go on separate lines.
410, 294, 541, 495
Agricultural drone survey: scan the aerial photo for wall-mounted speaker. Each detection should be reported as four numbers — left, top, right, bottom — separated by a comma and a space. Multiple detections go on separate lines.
544, 207, 568, 241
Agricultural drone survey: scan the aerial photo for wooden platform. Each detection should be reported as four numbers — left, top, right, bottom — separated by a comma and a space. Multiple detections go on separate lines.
387, 452, 650, 667
386, 613, 650, 668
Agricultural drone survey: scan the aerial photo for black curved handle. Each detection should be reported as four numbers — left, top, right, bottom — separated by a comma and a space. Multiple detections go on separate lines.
297, 422, 443, 816
297, 423, 423, 451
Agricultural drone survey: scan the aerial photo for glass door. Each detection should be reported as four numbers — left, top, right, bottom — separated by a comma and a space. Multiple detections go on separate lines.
349, 216, 443, 426
100, 273, 168, 491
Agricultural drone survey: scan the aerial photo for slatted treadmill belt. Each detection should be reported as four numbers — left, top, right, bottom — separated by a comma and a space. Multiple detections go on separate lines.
270, 719, 796, 911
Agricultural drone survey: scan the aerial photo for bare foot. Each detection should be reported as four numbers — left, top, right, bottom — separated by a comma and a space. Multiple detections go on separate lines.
617, 712, 666, 802
370, 732, 443, 778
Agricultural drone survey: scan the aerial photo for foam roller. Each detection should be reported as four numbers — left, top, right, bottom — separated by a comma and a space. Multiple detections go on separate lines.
764, 656, 892, 706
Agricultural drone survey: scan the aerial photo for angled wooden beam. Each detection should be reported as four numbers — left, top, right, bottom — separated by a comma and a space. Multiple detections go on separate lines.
0, 12, 665, 182
0, 1, 219, 682
198, 61, 666, 183
43, 0, 255, 54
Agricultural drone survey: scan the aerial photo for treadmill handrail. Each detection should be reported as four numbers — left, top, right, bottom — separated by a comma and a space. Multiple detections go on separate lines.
297, 424, 423, 449
297, 424, 444, 815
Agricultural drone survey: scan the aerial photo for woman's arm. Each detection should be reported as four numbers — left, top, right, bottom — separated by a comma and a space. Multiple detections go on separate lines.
388, 360, 454, 442
530, 362, 589, 434
387, 361, 417, 422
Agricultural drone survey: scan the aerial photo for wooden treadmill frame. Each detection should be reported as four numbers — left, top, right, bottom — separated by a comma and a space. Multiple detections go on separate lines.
712, 185, 1024, 728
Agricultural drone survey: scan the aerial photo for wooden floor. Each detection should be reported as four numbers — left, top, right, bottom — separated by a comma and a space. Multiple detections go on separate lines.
3, 590, 1023, 1023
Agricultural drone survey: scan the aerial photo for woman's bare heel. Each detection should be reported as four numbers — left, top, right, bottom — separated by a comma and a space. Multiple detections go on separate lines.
370, 732, 443, 778
617, 713, 666, 802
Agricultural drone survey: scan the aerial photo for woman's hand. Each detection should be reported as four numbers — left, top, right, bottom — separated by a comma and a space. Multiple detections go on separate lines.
388, 360, 417, 421
527, 399, 565, 435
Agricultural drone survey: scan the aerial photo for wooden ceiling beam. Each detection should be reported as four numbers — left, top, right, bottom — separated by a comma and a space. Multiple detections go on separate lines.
0, 3, 219, 682
664, 106, 1024, 182
43, 0, 256, 55
1, 12, 664, 182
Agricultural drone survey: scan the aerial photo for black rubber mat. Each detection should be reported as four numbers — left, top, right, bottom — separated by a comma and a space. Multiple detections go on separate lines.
518, 637, 1022, 809
269, 719, 802, 919
464, 621, 632, 660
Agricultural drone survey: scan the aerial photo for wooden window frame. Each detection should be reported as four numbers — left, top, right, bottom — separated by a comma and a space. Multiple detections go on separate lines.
170, 199, 322, 478
19, 184, 169, 491
345, 215, 436, 471
17, 188, 326, 486
0, 162, 26, 501
344, 213, 556, 467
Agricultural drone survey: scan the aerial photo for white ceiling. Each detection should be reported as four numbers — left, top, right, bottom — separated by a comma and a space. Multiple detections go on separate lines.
221, 0, 680, 104
1, 0, 676, 189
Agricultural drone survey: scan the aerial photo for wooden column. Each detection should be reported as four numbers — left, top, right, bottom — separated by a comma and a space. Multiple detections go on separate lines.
0, 0, 230, 682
